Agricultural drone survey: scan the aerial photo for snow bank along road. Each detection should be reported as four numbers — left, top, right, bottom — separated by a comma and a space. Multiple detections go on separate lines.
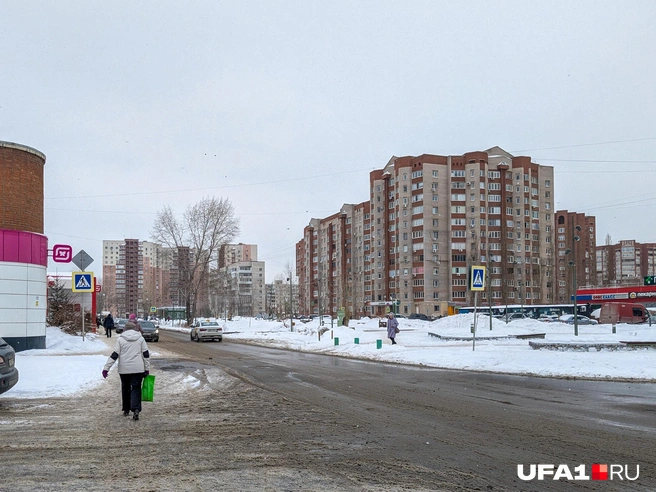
1, 329, 655, 491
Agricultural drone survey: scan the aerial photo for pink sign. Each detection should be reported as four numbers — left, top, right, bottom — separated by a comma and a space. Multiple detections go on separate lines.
52, 244, 73, 263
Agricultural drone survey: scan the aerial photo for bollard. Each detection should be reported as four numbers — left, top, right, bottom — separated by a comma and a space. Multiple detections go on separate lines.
376, 339, 382, 349
612, 323, 616, 334
354, 337, 359, 344
331, 330, 333, 339
334, 337, 339, 346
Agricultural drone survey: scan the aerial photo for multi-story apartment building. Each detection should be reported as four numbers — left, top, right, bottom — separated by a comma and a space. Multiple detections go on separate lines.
141, 241, 169, 314
596, 239, 656, 287
297, 147, 558, 317
115, 239, 142, 317
168, 246, 191, 309
555, 211, 597, 303
267, 277, 299, 318
296, 202, 370, 319
218, 244, 266, 317
101, 240, 123, 314
103, 239, 172, 317
219, 243, 257, 267
265, 282, 277, 318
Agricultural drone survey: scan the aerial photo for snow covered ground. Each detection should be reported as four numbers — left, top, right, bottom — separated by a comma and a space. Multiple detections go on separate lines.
3, 314, 656, 400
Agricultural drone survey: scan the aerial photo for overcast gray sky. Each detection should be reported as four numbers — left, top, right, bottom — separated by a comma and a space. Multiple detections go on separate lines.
1, 1, 654, 283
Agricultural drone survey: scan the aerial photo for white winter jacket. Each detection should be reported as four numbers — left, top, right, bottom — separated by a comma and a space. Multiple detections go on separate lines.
103, 328, 150, 374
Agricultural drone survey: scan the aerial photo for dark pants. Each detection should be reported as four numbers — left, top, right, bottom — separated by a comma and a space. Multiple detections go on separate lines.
119, 373, 144, 413
106, 327, 113, 338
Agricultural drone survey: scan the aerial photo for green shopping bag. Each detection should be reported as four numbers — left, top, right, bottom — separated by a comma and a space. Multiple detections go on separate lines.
141, 374, 155, 402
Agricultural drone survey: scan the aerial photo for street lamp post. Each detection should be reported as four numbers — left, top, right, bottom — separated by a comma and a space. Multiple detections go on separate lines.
287, 276, 293, 331
518, 258, 524, 313
565, 223, 582, 336
504, 280, 510, 324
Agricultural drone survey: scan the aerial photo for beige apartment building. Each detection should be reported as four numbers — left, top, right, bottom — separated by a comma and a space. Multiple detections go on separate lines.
218, 243, 266, 317
296, 147, 557, 317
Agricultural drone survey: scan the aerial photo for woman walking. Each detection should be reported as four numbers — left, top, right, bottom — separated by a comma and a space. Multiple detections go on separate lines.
102, 319, 150, 420
386, 312, 399, 345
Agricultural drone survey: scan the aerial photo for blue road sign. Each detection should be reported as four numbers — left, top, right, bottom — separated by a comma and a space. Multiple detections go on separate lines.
72, 271, 94, 292
469, 266, 486, 291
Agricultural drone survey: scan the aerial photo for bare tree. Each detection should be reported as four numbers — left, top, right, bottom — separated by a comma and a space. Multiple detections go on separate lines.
151, 197, 239, 323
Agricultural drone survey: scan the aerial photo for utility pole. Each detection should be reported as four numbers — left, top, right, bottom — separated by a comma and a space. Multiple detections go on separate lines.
288, 274, 294, 331
487, 260, 493, 330
318, 259, 323, 326
571, 220, 582, 336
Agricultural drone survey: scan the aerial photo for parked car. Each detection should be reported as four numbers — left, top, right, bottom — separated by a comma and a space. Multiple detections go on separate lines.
0, 337, 19, 395
559, 315, 598, 325
139, 320, 159, 342
408, 313, 430, 321
507, 313, 529, 322
538, 314, 559, 322
115, 318, 128, 334
190, 319, 224, 342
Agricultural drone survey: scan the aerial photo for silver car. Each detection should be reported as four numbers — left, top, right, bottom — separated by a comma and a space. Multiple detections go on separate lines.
190, 320, 224, 342
560, 314, 599, 325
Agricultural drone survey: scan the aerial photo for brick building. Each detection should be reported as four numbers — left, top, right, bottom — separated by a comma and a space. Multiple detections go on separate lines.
103, 239, 171, 318
555, 211, 597, 303
0, 140, 48, 350
296, 147, 559, 317
596, 239, 656, 287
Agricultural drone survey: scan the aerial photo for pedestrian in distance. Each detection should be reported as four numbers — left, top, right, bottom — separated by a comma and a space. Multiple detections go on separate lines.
102, 319, 150, 421
128, 313, 143, 333
387, 312, 399, 345
103, 313, 115, 338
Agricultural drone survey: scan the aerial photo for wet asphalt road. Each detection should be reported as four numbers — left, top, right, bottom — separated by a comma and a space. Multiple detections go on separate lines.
2, 330, 655, 491
161, 330, 656, 490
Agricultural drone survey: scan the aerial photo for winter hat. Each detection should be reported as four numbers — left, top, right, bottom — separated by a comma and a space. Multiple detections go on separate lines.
129, 313, 137, 321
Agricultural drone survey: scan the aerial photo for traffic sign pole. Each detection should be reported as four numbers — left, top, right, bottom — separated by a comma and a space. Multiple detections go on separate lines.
472, 292, 478, 351
72, 271, 94, 341
468, 266, 486, 351
91, 277, 97, 333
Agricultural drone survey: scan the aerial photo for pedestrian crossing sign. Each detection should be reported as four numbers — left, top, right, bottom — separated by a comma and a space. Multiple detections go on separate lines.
469, 266, 486, 291
72, 271, 94, 292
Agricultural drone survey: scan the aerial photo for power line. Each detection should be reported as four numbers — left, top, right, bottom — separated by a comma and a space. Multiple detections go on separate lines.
511, 136, 656, 153
45, 167, 372, 200
45, 207, 333, 216
538, 158, 656, 164
556, 169, 656, 174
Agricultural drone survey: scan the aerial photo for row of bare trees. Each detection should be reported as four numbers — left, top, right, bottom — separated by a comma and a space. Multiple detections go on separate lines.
151, 197, 240, 324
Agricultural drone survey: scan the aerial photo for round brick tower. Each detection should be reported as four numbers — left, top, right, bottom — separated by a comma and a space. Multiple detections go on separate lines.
0, 141, 47, 351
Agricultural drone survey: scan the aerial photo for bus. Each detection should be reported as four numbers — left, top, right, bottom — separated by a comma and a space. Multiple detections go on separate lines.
456, 303, 591, 319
